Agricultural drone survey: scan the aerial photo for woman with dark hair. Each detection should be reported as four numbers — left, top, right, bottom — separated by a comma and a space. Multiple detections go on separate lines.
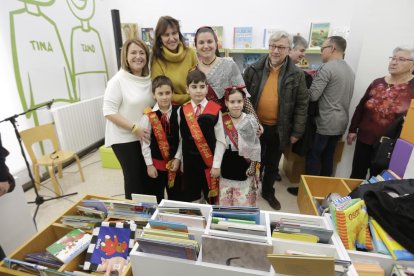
194, 26, 258, 118
347, 46, 414, 179
103, 38, 155, 199
151, 16, 198, 105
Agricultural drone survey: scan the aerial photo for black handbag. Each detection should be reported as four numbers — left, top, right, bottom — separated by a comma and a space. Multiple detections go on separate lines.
370, 116, 404, 174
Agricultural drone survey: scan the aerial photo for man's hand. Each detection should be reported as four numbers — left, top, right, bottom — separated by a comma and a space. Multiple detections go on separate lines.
290, 136, 299, 144
347, 133, 357, 145
147, 165, 158, 178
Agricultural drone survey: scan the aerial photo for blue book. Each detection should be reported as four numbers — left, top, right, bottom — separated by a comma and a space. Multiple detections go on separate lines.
368, 219, 390, 255
380, 170, 398, 181
233, 27, 253, 48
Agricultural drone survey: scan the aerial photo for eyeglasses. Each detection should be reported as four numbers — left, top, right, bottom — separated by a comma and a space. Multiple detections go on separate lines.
269, 44, 289, 51
320, 45, 333, 52
389, 56, 414, 63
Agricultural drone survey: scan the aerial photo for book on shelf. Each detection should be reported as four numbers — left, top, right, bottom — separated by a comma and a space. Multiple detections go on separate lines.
267, 254, 335, 276
76, 205, 106, 219
211, 26, 223, 48
83, 222, 136, 273
212, 205, 260, 224
24, 251, 63, 268
272, 232, 319, 243
81, 199, 108, 214
391, 264, 414, 276
60, 215, 103, 230
371, 219, 414, 261
46, 228, 92, 264
136, 228, 199, 261
157, 212, 206, 228
141, 27, 155, 48
157, 206, 203, 216
263, 28, 279, 48
353, 262, 385, 276
210, 218, 267, 237
309, 22, 330, 49
148, 219, 188, 233
201, 234, 272, 272
274, 221, 334, 244
368, 219, 390, 255
233, 27, 253, 48
142, 228, 195, 240
380, 169, 400, 181
131, 193, 157, 204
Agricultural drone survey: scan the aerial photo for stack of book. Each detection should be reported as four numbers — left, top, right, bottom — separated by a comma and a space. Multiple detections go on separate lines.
136, 219, 199, 261
156, 206, 206, 229
360, 169, 400, 185
106, 201, 156, 228
270, 220, 333, 244
60, 215, 103, 230
391, 264, 414, 276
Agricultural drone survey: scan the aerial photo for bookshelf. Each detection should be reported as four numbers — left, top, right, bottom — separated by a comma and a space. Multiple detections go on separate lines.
130, 199, 357, 276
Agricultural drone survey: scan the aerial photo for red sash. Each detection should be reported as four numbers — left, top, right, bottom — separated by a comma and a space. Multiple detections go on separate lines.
222, 113, 239, 150
182, 102, 221, 198
145, 109, 176, 188
206, 86, 225, 110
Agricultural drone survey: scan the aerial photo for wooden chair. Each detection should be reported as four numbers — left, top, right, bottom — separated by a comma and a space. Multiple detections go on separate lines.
19, 123, 85, 196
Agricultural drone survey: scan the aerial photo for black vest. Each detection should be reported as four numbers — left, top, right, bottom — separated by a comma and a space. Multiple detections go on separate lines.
149, 106, 179, 160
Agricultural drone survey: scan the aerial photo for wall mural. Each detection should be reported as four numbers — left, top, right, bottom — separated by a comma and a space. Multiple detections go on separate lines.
9, 0, 108, 125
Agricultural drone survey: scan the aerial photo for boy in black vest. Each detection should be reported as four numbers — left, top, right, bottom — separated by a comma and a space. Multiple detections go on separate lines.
140, 76, 181, 203
176, 69, 226, 203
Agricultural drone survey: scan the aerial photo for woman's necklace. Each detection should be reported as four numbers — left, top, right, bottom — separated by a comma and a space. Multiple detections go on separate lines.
202, 56, 217, 66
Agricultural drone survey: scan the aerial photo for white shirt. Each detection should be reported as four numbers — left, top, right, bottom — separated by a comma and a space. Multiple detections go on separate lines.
139, 103, 173, 166
175, 98, 226, 169
103, 69, 154, 147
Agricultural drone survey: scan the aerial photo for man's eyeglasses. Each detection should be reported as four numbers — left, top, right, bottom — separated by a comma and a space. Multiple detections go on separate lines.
389, 56, 414, 63
269, 45, 289, 51
320, 45, 333, 52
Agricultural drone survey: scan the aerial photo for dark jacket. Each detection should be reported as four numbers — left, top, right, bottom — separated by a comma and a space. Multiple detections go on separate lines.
0, 134, 15, 193
243, 55, 308, 150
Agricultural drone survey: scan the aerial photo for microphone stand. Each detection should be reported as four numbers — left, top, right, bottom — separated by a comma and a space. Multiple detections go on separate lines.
0, 100, 77, 230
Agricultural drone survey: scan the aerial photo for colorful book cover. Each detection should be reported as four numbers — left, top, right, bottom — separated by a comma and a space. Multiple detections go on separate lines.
148, 219, 188, 233
380, 170, 398, 181
46, 229, 92, 264
263, 28, 279, 48
211, 26, 223, 48
233, 27, 253, 48
83, 222, 136, 273
137, 236, 198, 261
141, 27, 155, 48
371, 219, 414, 260
368, 219, 390, 255
309, 22, 330, 49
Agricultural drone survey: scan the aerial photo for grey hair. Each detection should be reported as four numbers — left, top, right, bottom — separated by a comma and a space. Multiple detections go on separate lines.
393, 46, 414, 60
292, 35, 308, 49
268, 31, 293, 48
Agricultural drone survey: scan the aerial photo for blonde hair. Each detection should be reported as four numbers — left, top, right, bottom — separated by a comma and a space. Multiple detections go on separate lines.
120, 39, 150, 76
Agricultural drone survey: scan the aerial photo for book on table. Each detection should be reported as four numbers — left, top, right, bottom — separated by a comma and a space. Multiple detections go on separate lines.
46, 228, 92, 264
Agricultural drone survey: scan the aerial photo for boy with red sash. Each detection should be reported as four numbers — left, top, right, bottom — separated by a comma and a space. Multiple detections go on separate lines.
175, 69, 226, 203
140, 76, 181, 203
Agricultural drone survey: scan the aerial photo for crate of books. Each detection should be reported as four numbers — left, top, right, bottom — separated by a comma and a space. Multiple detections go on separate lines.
0, 194, 156, 276
297, 175, 363, 216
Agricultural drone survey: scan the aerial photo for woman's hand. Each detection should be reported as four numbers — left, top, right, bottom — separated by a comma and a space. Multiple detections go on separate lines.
135, 127, 150, 144
147, 165, 158, 178
347, 133, 357, 145
211, 168, 220, 178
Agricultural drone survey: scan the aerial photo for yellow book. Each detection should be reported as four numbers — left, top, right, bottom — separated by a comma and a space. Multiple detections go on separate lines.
353, 262, 384, 276
141, 233, 199, 246
143, 228, 194, 240
272, 232, 319, 243
371, 219, 414, 260
267, 254, 334, 276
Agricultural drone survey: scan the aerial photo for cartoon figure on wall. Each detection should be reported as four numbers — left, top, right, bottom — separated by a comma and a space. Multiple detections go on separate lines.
10, 0, 77, 125
66, 0, 109, 100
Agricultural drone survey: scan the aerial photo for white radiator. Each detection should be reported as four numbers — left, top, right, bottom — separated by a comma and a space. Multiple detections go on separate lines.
52, 96, 105, 153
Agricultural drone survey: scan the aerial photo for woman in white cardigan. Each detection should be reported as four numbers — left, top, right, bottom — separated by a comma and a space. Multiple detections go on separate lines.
103, 39, 155, 199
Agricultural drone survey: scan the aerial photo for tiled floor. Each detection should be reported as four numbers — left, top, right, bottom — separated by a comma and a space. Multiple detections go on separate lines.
24, 149, 300, 231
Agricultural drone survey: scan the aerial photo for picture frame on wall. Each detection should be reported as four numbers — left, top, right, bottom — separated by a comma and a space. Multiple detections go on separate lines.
309, 22, 330, 49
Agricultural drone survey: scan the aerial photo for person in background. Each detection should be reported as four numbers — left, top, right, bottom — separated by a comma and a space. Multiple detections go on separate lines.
287, 35, 315, 196
103, 39, 155, 199
175, 69, 226, 203
243, 31, 308, 210
195, 26, 259, 120
0, 133, 16, 260
305, 36, 355, 177
151, 16, 198, 105
139, 76, 181, 203
347, 46, 414, 179
219, 86, 261, 207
